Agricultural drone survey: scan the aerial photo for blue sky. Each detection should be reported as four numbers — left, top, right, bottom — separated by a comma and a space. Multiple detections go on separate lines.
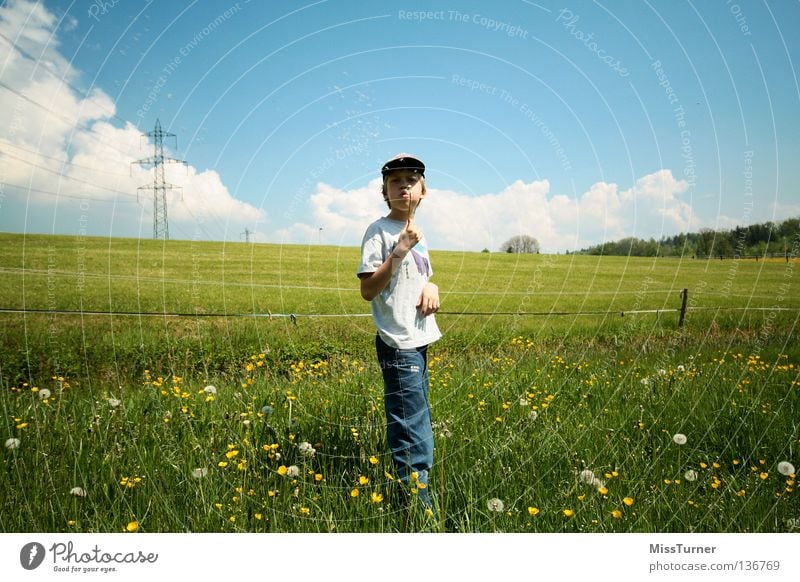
1, 0, 798, 251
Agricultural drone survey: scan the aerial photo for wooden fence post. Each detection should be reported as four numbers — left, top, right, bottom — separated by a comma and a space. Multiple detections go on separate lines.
678, 288, 688, 327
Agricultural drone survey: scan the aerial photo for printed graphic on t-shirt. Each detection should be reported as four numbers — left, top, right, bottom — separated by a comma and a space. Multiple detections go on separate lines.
410, 249, 430, 276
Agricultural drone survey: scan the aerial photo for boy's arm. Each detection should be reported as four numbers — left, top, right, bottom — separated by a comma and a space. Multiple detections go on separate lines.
358, 251, 405, 301
358, 220, 421, 301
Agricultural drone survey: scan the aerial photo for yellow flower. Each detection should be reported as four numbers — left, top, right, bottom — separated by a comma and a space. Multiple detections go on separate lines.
369, 455, 379, 465
254, 513, 262, 520
597, 486, 609, 495
527, 507, 540, 516
300, 507, 310, 515
425, 508, 434, 518
125, 521, 139, 533
623, 497, 634, 506
736, 489, 746, 497
358, 475, 369, 485
314, 473, 323, 482
225, 449, 239, 459
563, 509, 574, 517
218, 461, 228, 468
371, 492, 384, 504
611, 509, 622, 519
350, 488, 360, 498
277, 465, 288, 476
759, 472, 769, 480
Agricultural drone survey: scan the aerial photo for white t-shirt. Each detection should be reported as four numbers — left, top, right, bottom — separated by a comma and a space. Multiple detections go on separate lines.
358, 216, 442, 349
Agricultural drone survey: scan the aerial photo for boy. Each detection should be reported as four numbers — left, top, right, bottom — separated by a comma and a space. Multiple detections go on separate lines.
357, 154, 441, 510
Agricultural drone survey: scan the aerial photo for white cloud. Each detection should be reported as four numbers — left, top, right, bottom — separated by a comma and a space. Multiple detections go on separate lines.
283, 169, 700, 252
0, 0, 264, 240
769, 201, 800, 222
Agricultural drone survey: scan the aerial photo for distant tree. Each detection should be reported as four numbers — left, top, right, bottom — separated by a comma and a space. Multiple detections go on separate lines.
502, 235, 540, 254
573, 217, 798, 257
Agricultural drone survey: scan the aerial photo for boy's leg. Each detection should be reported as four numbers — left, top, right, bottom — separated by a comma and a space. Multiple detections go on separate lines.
375, 334, 434, 507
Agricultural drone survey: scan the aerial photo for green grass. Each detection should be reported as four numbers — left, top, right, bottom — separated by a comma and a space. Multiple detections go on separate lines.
0, 232, 798, 532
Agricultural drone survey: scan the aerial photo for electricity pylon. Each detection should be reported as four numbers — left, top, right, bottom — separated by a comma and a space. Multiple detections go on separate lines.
133, 119, 187, 240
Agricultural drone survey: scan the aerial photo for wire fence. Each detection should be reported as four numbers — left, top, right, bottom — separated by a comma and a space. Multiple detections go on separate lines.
1, 304, 798, 324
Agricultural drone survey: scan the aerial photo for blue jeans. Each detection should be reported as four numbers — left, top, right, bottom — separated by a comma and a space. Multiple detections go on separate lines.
376, 334, 434, 506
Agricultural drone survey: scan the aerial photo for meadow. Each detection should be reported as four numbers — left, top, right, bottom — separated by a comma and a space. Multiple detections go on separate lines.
0, 232, 798, 533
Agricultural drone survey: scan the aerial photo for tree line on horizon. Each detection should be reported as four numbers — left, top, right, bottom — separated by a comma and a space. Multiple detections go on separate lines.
573, 217, 800, 258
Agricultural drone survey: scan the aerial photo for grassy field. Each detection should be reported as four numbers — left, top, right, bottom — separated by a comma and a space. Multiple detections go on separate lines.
0, 232, 798, 532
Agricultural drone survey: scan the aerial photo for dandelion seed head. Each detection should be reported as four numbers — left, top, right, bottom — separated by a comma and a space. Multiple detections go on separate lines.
191, 468, 208, 479
70, 487, 87, 497
107, 398, 121, 408
684, 470, 698, 482
38, 388, 51, 400
673, 433, 687, 445
777, 462, 795, 476
261, 405, 274, 416
579, 469, 596, 485
203, 385, 217, 395
4, 438, 20, 450
286, 465, 300, 478
676, 365, 685, 373
487, 498, 504, 512
298, 442, 316, 457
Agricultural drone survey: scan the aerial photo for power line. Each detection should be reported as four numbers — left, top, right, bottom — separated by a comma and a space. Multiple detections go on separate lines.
0, 79, 141, 162
0, 181, 138, 203
0, 30, 129, 129
0, 138, 132, 178
1, 150, 136, 195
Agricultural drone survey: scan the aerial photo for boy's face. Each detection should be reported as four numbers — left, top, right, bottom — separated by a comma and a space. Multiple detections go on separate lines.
383, 170, 426, 214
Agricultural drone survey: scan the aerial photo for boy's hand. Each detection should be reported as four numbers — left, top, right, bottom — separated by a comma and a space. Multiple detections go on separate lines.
395, 218, 422, 257
417, 282, 440, 317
